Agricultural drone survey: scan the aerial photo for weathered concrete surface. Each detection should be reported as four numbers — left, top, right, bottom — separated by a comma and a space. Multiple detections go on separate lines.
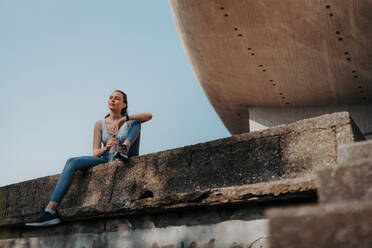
316, 159, 372, 203
265, 201, 372, 248
0, 112, 362, 226
0, 219, 269, 248
338, 139, 372, 164
169, 0, 372, 135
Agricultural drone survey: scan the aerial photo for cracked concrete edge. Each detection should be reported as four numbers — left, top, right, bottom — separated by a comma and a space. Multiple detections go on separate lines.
56, 177, 316, 221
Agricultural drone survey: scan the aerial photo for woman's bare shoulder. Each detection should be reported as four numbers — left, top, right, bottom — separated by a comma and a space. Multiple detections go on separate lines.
94, 120, 103, 130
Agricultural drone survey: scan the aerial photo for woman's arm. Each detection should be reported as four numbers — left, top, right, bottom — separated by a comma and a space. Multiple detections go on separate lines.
92, 120, 108, 157
121, 112, 152, 124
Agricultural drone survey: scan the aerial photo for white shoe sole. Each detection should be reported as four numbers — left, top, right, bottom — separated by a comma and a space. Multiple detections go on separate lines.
113, 152, 128, 159
25, 218, 61, 227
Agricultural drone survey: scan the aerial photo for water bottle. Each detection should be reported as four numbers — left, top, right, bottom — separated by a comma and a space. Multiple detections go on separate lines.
109, 134, 118, 162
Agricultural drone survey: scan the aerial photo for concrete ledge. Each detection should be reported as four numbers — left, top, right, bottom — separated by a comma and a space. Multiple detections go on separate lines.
58, 177, 316, 221
316, 159, 372, 203
0, 112, 362, 227
1, 177, 315, 227
265, 201, 372, 248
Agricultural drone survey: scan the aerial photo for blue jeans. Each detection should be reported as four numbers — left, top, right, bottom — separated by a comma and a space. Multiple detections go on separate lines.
50, 121, 141, 204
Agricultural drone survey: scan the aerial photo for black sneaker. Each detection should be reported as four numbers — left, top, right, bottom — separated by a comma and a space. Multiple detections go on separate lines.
113, 144, 129, 160
24, 208, 61, 227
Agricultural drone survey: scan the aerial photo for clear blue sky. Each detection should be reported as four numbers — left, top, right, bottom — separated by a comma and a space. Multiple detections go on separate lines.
0, 1, 230, 187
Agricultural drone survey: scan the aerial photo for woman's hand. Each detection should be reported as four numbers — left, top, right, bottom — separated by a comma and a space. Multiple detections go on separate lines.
105, 138, 119, 149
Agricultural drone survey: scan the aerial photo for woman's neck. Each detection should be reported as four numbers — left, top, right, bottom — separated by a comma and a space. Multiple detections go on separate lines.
108, 111, 123, 120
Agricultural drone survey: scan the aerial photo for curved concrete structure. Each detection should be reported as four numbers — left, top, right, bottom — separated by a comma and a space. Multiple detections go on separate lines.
169, 0, 372, 136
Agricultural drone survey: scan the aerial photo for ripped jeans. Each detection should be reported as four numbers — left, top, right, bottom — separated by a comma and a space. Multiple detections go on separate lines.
50, 121, 141, 204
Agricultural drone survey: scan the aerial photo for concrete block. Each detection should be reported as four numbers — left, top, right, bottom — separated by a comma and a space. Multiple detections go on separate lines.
338, 140, 372, 164
265, 201, 372, 248
316, 159, 372, 203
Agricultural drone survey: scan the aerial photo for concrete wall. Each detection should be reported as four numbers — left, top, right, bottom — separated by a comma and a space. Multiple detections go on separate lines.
0, 219, 269, 248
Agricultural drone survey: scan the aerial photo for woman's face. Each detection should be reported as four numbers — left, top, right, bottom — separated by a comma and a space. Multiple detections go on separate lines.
108, 91, 127, 112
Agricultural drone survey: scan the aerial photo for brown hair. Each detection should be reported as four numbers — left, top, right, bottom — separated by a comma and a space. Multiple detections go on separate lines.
104, 90, 128, 118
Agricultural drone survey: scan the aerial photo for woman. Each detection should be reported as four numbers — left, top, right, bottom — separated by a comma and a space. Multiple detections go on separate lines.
25, 90, 152, 226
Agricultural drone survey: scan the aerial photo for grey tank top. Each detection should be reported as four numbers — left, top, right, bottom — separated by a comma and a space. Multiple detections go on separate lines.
101, 118, 131, 161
